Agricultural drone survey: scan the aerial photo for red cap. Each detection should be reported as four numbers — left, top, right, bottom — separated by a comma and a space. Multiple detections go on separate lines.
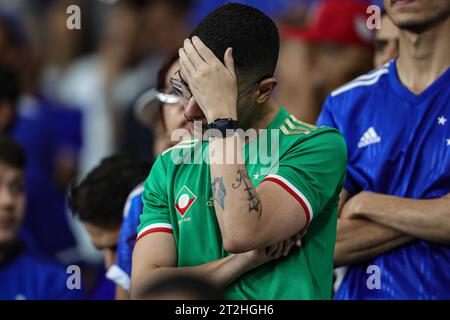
281, 0, 374, 48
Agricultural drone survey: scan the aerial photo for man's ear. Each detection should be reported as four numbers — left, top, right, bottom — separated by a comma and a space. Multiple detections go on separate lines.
256, 77, 278, 104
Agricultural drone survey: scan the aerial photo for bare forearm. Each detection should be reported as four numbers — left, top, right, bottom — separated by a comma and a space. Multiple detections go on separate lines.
336, 234, 412, 267
353, 193, 450, 244
158, 254, 255, 288
209, 135, 263, 247
334, 218, 414, 267
131, 254, 254, 298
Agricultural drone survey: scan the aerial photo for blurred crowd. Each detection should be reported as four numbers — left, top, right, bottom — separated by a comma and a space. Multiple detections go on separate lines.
0, 0, 403, 300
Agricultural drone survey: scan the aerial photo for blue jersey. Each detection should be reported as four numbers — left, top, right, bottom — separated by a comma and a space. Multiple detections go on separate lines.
317, 59, 450, 299
106, 183, 144, 292
0, 243, 85, 300
88, 270, 116, 300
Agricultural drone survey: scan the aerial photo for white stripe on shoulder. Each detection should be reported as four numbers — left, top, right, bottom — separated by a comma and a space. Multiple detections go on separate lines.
351, 65, 389, 82
331, 67, 389, 97
137, 223, 172, 238
123, 182, 145, 218
162, 140, 199, 155
178, 138, 200, 145
264, 174, 314, 220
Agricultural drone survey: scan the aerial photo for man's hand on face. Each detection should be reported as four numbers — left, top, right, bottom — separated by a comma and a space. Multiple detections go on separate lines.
179, 36, 238, 123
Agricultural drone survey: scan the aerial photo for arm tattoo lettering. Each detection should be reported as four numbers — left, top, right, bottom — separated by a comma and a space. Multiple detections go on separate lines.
232, 168, 260, 213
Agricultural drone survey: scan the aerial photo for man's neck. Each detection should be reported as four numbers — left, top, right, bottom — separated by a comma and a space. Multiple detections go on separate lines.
397, 18, 450, 94
243, 99, 279, 132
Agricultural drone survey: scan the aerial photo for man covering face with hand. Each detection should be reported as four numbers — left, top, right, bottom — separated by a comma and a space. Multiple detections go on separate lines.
131, 3, 347, 300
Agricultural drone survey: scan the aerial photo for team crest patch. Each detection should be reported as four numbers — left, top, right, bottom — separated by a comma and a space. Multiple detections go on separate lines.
175, 185, 197, 217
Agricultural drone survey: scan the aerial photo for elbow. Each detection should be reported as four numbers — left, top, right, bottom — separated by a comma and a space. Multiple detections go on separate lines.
223, 240, 250, 254
130, 273, 150, 299
222, 230, 256, 254
130, 267, 159, 299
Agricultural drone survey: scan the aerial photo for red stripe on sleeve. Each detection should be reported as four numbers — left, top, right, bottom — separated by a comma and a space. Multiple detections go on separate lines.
262, 177, 311, 230
136, 227, 173, 242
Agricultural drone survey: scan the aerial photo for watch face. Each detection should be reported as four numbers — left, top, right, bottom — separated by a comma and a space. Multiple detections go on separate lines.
208, 119, 238, 137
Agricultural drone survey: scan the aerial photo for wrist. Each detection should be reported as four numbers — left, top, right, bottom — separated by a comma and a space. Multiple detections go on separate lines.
207, 118, 239, 139
207, 110, 237, 123
239, 250, 266, 269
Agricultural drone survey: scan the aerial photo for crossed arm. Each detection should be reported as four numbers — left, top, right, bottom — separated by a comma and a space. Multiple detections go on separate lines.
334, 189, 450, 267
130, 231, 300, 298
129, 150, 307, 298
130, 233, 250, 298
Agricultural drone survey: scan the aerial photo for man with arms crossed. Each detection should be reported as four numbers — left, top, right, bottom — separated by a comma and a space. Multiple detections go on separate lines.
318, 0, 450, 299
131, 3, 347, 299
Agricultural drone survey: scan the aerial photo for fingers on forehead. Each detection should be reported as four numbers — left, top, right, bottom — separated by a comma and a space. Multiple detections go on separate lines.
192, 36, 215, 57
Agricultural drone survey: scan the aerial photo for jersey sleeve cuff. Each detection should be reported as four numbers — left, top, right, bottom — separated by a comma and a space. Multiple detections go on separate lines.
136, 223, 173, 242
262, 174, 314, 229
106, 264, 131, 292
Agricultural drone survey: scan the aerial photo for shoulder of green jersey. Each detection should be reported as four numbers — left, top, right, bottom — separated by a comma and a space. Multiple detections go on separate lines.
279, 115, 326, 136
161, 138, 200, 156
276, 116, 345, 161
279, 115, 318, 135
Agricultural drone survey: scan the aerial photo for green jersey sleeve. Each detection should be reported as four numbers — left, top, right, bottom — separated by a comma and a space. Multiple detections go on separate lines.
136, 155, 173, 241
262, 129, 347, 226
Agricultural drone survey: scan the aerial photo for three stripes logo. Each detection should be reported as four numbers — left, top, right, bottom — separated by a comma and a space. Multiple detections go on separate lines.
358, 127, 381, 148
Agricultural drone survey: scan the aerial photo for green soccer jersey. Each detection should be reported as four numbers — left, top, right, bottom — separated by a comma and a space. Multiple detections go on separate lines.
137, 108, 347, 300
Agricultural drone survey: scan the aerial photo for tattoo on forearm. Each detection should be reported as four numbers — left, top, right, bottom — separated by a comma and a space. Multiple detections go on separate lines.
232, 168, 260, 213
211, 177, 227, 210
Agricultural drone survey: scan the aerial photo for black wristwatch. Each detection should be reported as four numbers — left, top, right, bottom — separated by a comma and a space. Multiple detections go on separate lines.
207, 118, 239, 137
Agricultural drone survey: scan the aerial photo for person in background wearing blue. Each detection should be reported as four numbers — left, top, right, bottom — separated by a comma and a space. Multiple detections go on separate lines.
68, 154, 152, 299
317, 0, 450, 299
0, 136, 84, 300
107, 180, 145, 299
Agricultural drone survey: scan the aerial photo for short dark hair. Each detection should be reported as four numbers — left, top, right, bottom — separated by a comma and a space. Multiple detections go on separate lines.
68, 154, 152, 229
190, 3, 280, 84
138, 274, 224, 300
0, 136, 26, 170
